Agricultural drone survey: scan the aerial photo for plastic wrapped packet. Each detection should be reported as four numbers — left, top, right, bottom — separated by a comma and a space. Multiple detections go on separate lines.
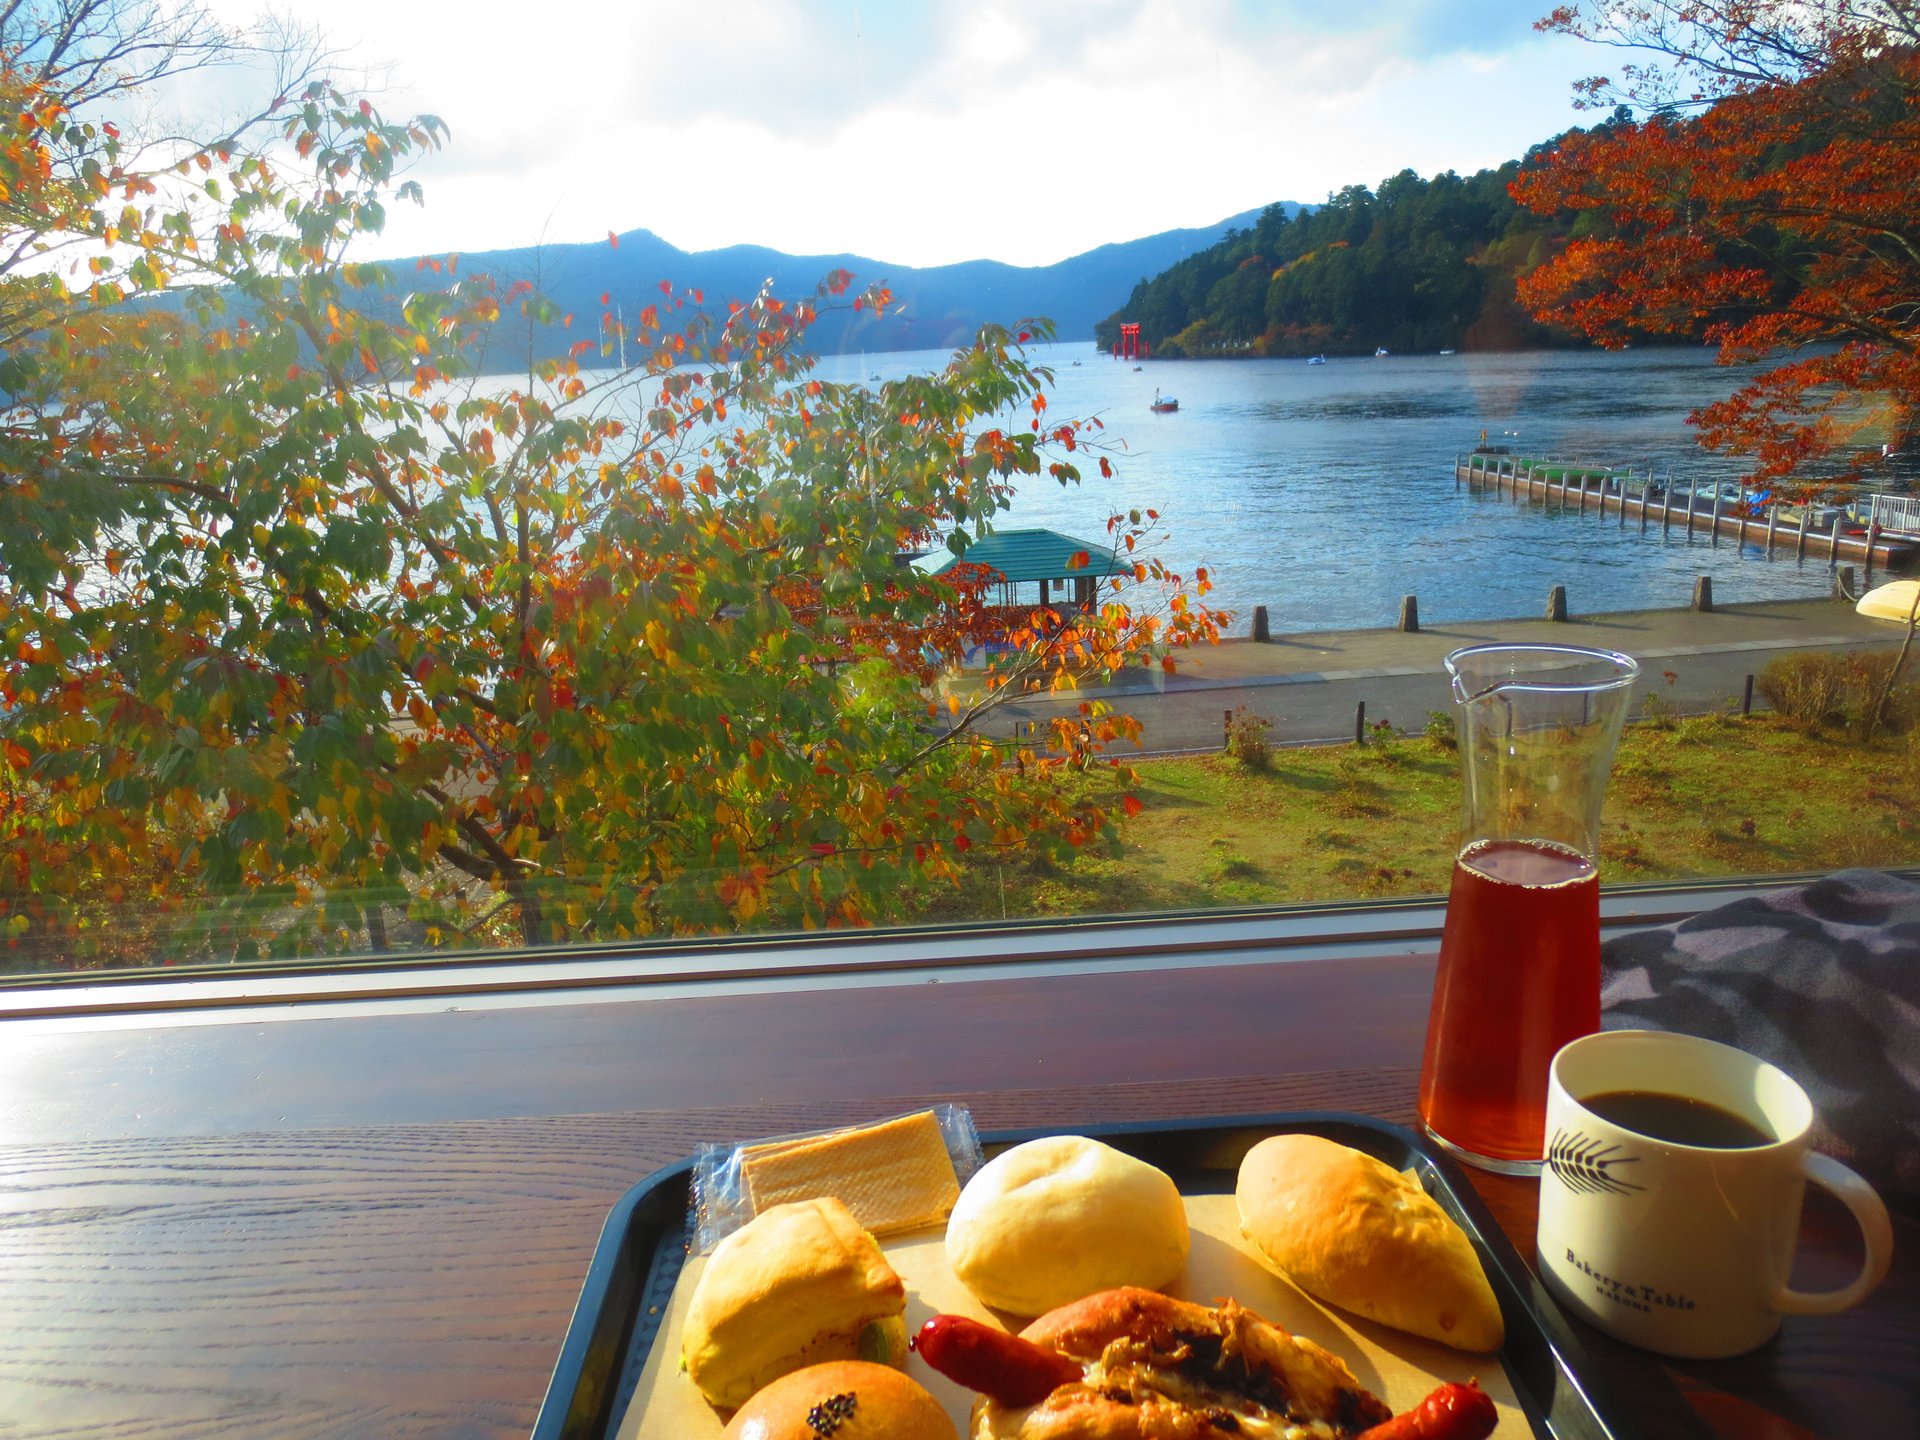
691, 1104, 983, 1255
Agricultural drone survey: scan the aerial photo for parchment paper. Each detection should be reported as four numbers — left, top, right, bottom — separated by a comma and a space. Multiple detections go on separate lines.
618, 1192, 1527, 1438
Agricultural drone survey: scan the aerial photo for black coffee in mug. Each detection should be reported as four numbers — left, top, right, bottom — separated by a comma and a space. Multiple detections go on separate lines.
1578, 1088, 1774, 1148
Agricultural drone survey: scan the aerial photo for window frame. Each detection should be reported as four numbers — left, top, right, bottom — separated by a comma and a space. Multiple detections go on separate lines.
5, 869, 1897, 1024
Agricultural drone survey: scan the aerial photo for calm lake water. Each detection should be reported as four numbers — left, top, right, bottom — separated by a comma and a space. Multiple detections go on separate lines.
813, 341, 1863, 632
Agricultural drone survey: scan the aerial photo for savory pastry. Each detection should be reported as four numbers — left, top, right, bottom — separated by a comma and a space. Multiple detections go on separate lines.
944, 1136, 1189, 1315
1236, 1134, 1504, 1352
721, 1360, 958, 1439
911, 1287, 1491, 1439
683, 1196, 908, 1410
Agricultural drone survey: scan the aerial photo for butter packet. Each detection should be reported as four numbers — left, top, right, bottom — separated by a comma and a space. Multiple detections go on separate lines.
692, 1105, 984, 1254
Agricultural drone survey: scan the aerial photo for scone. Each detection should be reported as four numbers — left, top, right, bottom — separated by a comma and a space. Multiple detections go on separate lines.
944, 1135, 1188, 1316
1236, 1133, 1504, 1352
683, 1196, 908, 1409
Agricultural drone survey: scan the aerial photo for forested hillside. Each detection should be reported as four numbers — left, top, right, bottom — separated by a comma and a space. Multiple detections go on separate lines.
1095, 160, 1580, 358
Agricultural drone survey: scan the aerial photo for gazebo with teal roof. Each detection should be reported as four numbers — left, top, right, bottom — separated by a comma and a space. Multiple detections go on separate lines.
910, 528, 1130, 608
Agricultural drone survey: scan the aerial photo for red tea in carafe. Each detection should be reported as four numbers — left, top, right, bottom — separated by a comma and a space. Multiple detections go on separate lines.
1417, 837, 1601, 1167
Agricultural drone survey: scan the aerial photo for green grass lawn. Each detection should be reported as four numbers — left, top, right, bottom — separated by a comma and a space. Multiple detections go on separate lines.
915, 713, 1920, 921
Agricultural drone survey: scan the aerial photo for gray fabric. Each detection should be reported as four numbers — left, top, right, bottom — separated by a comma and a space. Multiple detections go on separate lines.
1600, 868, 1920, 1199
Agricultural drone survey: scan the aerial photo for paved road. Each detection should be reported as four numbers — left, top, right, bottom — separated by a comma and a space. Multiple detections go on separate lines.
950, 597, 1912, 753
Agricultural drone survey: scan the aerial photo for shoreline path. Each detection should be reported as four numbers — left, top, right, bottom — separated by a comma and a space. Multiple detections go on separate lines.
957, 597, 1912, 753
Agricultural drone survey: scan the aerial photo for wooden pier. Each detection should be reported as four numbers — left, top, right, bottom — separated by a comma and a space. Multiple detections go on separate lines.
1455, 454, 1919, 577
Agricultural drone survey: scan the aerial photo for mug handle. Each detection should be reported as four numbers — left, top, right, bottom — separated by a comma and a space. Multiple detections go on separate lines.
1770, 1151, 1895, 1316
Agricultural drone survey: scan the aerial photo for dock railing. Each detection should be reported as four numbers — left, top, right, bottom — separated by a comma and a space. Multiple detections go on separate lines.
1870, 493, 1920, 538
1454, 453, 1918, 574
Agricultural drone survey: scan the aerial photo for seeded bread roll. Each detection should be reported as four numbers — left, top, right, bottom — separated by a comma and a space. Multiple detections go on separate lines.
683, 1197, 908, 1410
1235, 1134, 1504, 1352
722, 1360, 957, 1439
945, 1136, 1189, 1316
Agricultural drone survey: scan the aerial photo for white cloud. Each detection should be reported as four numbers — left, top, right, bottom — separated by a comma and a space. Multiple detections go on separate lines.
176, 1, 1602, 266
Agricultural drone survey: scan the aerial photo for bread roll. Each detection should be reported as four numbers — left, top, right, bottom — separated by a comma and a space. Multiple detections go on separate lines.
1236, 1134, 1504, 1352
944, 1136, 1188, 1316
683, 1197, 908, 1410
722, 1360, 957, 1440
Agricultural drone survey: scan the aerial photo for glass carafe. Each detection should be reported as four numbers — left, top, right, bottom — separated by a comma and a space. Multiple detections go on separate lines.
1417, 643, 1639, 1173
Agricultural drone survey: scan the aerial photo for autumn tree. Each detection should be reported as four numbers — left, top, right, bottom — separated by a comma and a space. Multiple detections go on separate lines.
1514, 2, 1920, 482
0, 22, 1221, 969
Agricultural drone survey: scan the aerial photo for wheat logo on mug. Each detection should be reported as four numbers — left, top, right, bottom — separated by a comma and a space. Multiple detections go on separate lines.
1537, 1030, 1894, 1359
1545, 1129, 1645, 1196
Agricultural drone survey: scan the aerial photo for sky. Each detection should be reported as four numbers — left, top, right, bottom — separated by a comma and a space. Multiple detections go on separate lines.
182, 0, 1613, 269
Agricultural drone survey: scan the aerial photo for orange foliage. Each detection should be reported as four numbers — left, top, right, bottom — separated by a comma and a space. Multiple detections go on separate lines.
1516, 7, 1920, 485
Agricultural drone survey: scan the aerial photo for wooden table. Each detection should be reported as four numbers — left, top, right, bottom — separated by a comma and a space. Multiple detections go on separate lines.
0, 951, 1911, 1439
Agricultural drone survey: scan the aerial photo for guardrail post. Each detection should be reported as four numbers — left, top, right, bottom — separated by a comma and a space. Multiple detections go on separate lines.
1693, 575, 1714, 612
1742, 673, 1754, 715
1252, 605, 1271, 643
1398, 595, 1419, 633
1546, 584, 1569, 622
1354, 701, 1367, 746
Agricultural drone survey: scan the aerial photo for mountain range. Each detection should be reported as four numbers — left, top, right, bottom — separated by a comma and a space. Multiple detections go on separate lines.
398, 207, 1293, 359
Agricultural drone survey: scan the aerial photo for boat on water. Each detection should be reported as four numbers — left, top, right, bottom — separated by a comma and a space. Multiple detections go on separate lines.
1150, 390, 1179, 413
1438, 348, 1456, 356
1858, 579, 1920, 623
1374, 346, 1390, 357
1780, 502, 1867, 535
1307, 354, 1327, 365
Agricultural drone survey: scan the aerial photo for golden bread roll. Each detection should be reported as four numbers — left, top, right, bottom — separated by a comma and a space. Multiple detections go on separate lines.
1236, 1133, 1504, 1352
723, 1360, 957, 1439
944, 1136, 1188, 1316
683, 1197, 908, 1410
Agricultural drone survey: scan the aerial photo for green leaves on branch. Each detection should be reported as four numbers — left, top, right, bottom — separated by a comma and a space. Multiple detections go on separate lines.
1, 68, 1222, 971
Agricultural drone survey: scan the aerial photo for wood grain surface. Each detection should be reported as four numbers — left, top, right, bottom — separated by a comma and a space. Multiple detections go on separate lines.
0, 955, 1911, 1439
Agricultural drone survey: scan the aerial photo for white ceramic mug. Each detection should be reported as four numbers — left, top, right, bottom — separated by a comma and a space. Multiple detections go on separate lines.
1537, 1029, 1893, 1359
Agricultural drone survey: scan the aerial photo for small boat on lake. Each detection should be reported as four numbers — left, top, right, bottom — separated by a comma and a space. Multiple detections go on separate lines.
1858, 579, 1920, 623
1374, 346, 1390, 357
1307, 354, 1327, 365
1150, 390, 1179, 413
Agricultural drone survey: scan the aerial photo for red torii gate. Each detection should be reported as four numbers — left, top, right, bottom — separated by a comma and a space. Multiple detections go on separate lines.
1116, 323, 1142, 360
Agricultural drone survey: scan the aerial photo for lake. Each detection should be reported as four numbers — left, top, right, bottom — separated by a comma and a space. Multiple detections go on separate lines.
812, 341, 1883, 633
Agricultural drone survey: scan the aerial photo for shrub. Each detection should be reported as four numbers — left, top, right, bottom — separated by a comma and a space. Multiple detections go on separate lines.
1224, 705, 1274, 771
1756, 652, 1851, 728
1845, 650, 1920, 738
1424, 709, 1457, 751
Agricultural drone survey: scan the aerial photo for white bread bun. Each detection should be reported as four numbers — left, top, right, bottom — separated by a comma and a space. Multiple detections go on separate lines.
1235, 1134, 1504, 1352
723, 1360, 957, 1440
683, 1197, 907, 1410
944, 1136, 1189, 1316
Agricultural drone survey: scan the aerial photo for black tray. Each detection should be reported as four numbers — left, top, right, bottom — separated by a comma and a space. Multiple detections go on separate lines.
532, 1112, 1703, 1440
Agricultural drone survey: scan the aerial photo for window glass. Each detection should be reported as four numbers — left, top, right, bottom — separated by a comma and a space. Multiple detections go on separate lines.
4, 2, 1917, 977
